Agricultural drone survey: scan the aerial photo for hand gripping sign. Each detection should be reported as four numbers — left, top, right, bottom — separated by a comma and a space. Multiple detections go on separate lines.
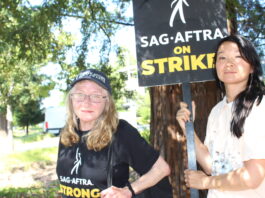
132, 0, 227, 197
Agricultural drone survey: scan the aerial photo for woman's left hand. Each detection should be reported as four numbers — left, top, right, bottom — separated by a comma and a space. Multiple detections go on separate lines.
101, 186, 132, 198
184, 169, 211, 190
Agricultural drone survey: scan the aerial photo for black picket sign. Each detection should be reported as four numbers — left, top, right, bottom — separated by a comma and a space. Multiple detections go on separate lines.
132, 0, 227, 86
132, 1, 228, 197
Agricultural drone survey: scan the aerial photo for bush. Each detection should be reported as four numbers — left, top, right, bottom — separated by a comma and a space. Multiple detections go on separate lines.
140, 129, 150, 144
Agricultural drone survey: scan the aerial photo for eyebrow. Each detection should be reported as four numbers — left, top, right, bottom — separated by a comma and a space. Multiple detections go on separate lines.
217, 50, 240, 55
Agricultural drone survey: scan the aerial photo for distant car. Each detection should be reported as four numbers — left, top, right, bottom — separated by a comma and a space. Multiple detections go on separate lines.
44, 106, 67, 135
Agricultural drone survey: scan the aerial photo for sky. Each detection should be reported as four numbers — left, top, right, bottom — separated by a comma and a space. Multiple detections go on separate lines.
41, 26, 136, 108
38, 1, 136, 108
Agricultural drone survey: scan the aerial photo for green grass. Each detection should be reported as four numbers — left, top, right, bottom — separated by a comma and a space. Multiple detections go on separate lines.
13, 126, 54, 144
0, 181, 60, 198
14, 132, 54, 143
0, 126, 61, 197
0, 146, 57, 173
0, 133, 60, 197
13, 125, 44, 137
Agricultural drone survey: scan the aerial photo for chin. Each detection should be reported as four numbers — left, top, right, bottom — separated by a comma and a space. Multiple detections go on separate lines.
80, 118, 95, 122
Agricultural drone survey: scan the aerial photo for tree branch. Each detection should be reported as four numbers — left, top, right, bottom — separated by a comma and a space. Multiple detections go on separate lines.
60, 13, 134, 26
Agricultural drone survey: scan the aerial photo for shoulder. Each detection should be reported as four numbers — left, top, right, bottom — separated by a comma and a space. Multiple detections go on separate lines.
117, 119, 136, 130
246, 96, 265, 121
208, 98, 225, 118
115, 119, 139, 138
248, 96, 265, 117
113, 120, 159, 174
244, 96, 265, 135
255, 95, 265, 108
242, 96, 265, 160
114, 119, 149, 148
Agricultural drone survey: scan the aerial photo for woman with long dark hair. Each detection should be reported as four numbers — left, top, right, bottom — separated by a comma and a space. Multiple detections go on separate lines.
176, 35, 265, 197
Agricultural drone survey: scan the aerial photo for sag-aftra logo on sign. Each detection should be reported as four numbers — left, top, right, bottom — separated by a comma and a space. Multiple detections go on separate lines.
133, 0, 228, 86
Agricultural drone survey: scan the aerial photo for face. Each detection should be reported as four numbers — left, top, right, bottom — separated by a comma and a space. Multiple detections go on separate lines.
216, 41, 253, 88
71, 80, 108, 130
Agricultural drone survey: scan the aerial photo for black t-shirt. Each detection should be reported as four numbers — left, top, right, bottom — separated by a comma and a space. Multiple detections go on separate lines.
56, 119, 159, 198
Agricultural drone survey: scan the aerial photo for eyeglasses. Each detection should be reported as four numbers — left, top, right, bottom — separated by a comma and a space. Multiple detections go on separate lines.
70, 93, 107, 103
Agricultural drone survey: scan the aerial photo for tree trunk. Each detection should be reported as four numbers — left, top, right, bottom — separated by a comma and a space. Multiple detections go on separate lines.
0, 113, 8, 156
150, 81, 221, 198
26, 124, 29, 135
0, 113, 8, 138
6, 104, 14, 152
225, 0, 238, 35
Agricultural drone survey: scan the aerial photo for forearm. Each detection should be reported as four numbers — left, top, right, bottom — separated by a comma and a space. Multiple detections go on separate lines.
208, 167, 257, 191
208, 159, 265, 191
194, 133, 212, 175
130, 156, 170, 194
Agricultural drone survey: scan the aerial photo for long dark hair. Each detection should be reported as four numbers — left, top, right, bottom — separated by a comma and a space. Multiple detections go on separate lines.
213, 34, 265, 138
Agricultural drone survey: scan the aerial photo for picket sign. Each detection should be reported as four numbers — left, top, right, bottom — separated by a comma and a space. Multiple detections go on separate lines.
132, 1, 228, 197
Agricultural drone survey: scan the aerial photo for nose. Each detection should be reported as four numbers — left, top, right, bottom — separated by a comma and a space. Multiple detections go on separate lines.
225, 57, 235, 67
82, 95, 93, 103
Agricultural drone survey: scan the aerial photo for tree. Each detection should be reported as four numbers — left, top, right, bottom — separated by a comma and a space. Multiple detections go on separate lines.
48, 0, 134, 100
137, 89, 151, 126
0, 0, 73, 139
0, 48, 55, 138
13, 100, 44, 135
150, 82, 220, 198
226, 0, 264, 54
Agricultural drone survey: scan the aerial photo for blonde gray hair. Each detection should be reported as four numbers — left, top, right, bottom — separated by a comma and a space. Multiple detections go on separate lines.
60, 88, 118, 151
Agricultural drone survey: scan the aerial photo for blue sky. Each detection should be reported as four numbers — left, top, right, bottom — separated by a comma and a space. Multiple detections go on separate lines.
36, 1, 136, 108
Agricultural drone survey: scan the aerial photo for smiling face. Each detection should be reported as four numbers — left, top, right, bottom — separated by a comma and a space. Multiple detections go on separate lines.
216, 41, 253, 89
71, 80, 108, 130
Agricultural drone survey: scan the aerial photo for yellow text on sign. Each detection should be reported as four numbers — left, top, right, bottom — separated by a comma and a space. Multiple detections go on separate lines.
141, 53, 215, 75
173, 45, 191, 54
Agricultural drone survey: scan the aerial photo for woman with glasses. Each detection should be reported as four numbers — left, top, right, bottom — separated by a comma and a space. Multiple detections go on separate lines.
56, 69, 171, 198
176, 35, 265, 198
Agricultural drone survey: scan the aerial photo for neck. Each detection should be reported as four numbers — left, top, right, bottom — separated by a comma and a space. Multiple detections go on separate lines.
225, 83, 247, 102
79, 121, 95, 131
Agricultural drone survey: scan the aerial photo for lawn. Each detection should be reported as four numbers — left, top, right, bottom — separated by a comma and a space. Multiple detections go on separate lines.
0, 131, 60, 197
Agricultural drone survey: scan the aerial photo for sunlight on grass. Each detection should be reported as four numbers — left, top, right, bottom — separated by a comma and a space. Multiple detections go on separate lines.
0, 147, 57, 173
0, 181, 60, 198
14, 132, 54, 143
0, 131, 60, 197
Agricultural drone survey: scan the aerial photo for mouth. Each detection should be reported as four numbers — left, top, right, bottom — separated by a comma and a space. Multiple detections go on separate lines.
224, 71, 236, 74
81, 110, 93, 113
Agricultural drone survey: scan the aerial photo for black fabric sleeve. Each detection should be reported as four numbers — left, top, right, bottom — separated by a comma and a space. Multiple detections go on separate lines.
114, 119, 160, 175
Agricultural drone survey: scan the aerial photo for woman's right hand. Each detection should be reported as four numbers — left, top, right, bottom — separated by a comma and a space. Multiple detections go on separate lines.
176, 101, 195, 132
101, 186, 132, 198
